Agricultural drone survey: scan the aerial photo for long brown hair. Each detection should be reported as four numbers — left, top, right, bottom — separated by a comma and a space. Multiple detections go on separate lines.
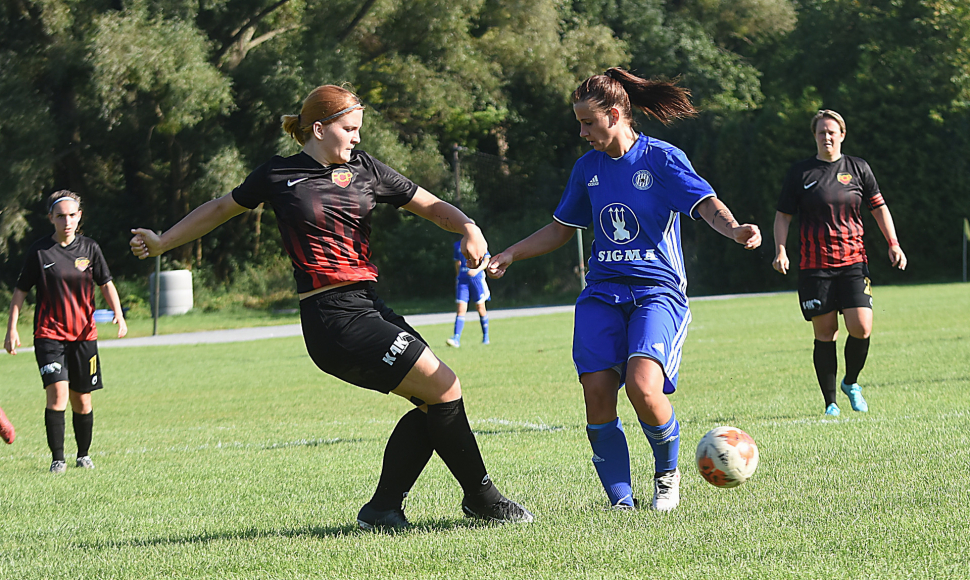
572, 68, 696, 126
281, 85, 364, 146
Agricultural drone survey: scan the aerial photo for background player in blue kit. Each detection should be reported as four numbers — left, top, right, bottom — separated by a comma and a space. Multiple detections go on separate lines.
489, 68, 761, 511
447, 240, 491, 347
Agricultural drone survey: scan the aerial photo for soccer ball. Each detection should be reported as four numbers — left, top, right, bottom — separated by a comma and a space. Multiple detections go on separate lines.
695, 426, 759, 488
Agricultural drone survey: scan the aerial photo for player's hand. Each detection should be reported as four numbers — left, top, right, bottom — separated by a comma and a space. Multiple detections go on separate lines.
115, 315, 128, 339
3, 329, 19, 355
130, 228, 162, 259
461, 226, 488, 269
487, 251, 513, 279
772, 249, 789, 275
733, 224, 761, 250
889, 245, 907, 270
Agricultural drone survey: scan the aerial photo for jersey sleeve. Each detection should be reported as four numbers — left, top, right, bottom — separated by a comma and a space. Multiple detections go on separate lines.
230, 161, 273, 210
859, 159, 885, 210
776, 164, 801, 215
369, 155, 419, 208
90, 241, 113, 286
553, 161, 592, 228
663, 149, 716, 219
14, 246, 39, 292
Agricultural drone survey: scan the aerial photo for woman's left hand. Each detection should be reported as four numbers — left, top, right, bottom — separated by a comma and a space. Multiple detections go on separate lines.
115, 315, 128, 339
889, 245, 907, 270
734, 224, 762, 250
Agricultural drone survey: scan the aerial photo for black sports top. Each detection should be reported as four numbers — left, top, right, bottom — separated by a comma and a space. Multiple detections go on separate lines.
778, 155, 886, 270
231, 151, 419, 293
16, 235, 112, 341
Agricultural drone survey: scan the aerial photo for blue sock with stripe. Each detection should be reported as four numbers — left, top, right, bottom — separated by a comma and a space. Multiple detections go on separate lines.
639, 407, 680, 473
453, 315, 465, 338
586, 418, 634, 507
480, 316, 489, 341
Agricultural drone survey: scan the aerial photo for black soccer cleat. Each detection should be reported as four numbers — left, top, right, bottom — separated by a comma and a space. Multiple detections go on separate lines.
462, 496, 534, 524
356, 503, 412, 531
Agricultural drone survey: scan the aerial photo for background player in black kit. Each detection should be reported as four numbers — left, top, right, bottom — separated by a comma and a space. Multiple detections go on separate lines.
129, 84, 533, 530
5, 190, 128, 472
772, 110, 906, 416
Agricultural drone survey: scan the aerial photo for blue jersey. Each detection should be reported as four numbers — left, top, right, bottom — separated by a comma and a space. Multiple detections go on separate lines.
554, 134, 715, 296
453, 241, 489, 283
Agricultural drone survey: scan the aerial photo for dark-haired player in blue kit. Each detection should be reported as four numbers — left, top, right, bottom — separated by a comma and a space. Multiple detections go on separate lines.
446, 240, 491, 348
489, 68, 761, 511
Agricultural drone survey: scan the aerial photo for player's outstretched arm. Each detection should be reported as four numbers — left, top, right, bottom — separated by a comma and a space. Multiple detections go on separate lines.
871, 204, 907, 270
772, 211, 793, 275
697, 198, 761, 250
487, 222, 576, 279
403, 188, 487, 268
130, 193, 248, 260
4, 288, 28, 355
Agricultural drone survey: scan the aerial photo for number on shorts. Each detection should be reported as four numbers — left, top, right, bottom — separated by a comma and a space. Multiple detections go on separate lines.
89, 354, 98, 375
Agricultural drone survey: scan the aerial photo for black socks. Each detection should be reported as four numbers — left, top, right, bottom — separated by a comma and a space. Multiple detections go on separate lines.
45, 409, 65, 462
844, 335, 870, 385
813, 340, 838, 407
73, 411, 94, 458
369, 408, 434, 511
426, 398, 502, 505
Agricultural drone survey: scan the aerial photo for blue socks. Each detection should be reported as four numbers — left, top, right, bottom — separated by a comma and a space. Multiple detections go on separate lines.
586, 418, 634, 507
453, 315, 465, 338
640, 408, 680, 473
480, 316, 489, 342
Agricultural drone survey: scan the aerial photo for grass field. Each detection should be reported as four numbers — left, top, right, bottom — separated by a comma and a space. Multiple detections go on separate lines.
1, 283, 968, 579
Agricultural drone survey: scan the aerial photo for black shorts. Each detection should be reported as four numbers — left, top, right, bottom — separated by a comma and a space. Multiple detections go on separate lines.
797, 262, 873, 321
300, 282, 428, 394
33, 338, 104, 393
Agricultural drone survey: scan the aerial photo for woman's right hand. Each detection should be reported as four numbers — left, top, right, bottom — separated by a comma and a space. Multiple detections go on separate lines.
772, 249, 789, 275
487, 251, 513, 279
129, 228, 162, 259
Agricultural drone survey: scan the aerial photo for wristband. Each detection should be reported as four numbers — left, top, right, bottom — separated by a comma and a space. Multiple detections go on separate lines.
888, 239, 900, 248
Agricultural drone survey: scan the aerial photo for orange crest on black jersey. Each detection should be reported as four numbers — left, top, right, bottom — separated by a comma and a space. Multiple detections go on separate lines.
837, 173, 852, 185
332, 168, 354, 188
74, 258, 90, 271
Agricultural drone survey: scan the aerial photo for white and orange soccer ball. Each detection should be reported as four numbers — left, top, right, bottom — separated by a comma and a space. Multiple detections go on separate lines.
695, 426, 759, 488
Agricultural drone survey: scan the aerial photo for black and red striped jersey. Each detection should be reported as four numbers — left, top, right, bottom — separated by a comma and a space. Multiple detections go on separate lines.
15, 235, 112, 341
777, 155, 886, 270
232, 151, 418, 293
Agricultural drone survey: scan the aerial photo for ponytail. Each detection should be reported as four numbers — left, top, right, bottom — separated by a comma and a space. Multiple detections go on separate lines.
574, 68, 696, 126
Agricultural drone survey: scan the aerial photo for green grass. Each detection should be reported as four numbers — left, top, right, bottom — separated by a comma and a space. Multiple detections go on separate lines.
1, 283, 968, 579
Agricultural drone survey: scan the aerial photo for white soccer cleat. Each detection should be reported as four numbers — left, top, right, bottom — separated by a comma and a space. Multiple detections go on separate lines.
651, 468, 681, 512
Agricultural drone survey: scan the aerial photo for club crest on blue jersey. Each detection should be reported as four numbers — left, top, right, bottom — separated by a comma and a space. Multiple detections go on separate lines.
599, 203, 640, 245
632, 170, 653, 190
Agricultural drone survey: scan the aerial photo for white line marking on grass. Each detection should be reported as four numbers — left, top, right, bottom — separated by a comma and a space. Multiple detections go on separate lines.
476, 418, 565, 432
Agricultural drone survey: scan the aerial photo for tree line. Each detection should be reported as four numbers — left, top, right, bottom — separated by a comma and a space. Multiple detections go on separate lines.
2, 0, 968, 308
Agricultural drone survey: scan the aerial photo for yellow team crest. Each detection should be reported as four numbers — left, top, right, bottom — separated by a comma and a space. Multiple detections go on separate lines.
332, 168, 354, 188
837, 173, 853, 185
74, 257, 90, 271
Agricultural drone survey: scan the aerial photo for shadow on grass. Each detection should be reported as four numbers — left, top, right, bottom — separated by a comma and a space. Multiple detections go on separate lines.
261, 437, 366, 450
74, 517, 509, 549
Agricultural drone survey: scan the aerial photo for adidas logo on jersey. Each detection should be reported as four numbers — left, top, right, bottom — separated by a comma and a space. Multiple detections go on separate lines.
587, 175, 600, 187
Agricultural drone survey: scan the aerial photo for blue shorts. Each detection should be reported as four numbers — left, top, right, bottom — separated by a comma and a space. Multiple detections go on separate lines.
573, 281, 691, 394
456, 275, 490, 304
